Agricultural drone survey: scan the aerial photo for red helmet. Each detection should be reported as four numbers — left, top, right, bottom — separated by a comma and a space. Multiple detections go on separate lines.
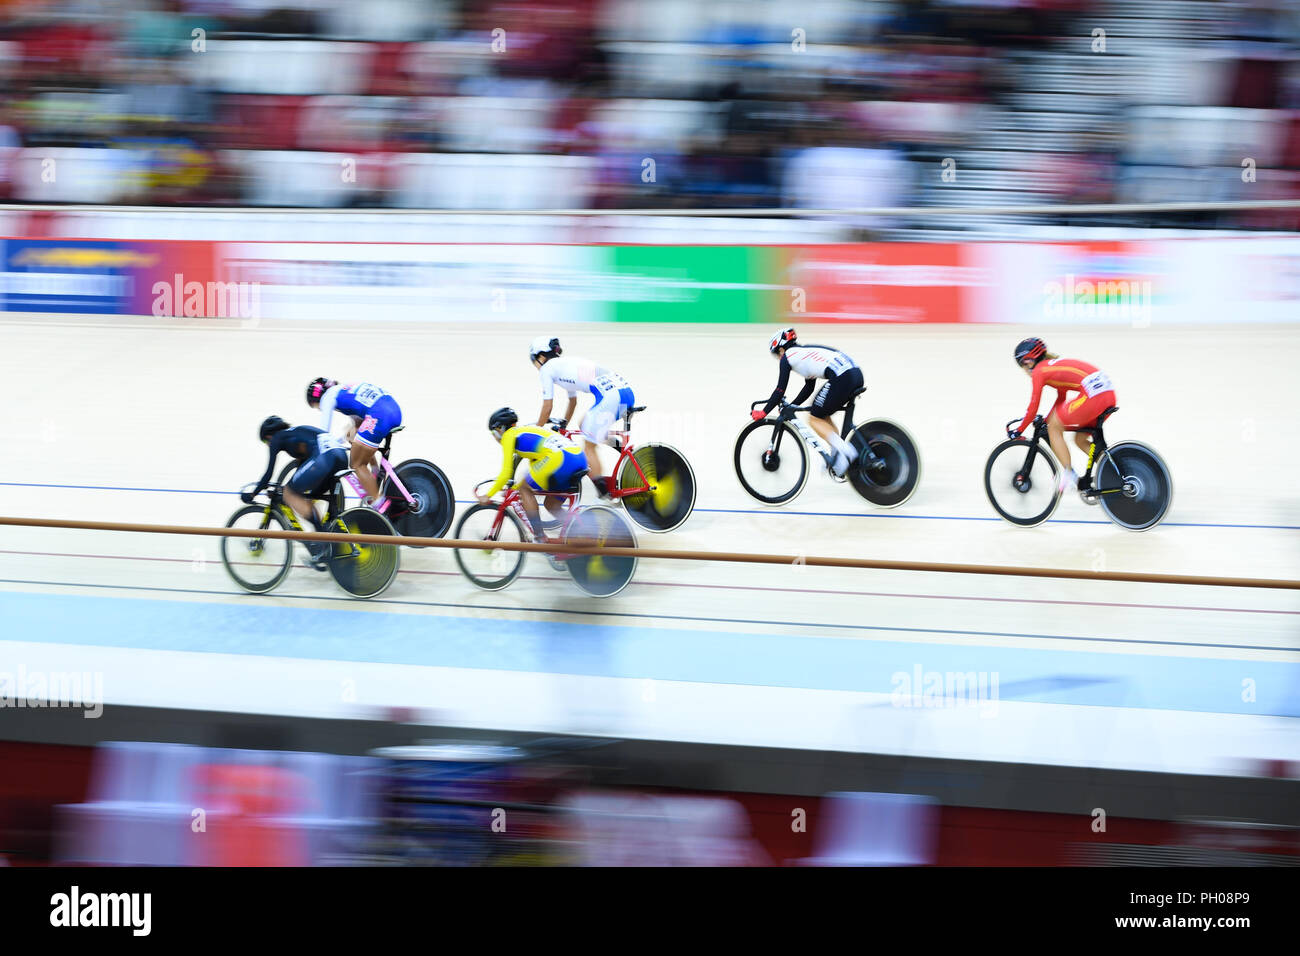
769, 327, 797, 354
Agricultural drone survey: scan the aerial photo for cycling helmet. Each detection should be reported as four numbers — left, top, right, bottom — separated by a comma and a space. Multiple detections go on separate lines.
259, 415, 290, 442
769, 327, 797, 354
488, 407, 519, 433
306, 377, 336, 405
1014, 337, 1047, 367
528, 335, 561, 363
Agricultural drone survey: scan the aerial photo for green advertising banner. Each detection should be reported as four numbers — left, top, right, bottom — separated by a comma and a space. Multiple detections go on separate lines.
606, 246, 786, 323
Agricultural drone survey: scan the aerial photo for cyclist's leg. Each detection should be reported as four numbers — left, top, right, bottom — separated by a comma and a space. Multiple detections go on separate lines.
350, 396, 401, 500
809, 374, 857, 472
286, 449, 345, 565
1046, 396, 1076, 476
581, 389, 619, 492
1059, 391, 1116, 457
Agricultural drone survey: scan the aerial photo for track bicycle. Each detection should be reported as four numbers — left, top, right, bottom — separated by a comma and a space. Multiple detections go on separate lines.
277, 425, 454, 544
453, 477, 638, 598
221, 473, 401, 598
734, 386, 921, 508
984, 406, 1173, 531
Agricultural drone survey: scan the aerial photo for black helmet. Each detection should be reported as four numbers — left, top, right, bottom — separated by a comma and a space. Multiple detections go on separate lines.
488, 407, 518, 433
259, 415, 290, 442
306, 377, 335, 405
1014, 337, 1047, 367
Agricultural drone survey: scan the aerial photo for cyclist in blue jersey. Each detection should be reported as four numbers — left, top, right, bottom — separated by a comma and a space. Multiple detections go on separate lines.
242, 415, 348, 569
306, 377, 403, 504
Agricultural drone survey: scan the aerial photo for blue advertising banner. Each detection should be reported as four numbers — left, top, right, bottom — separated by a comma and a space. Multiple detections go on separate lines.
0, 239, 150, 314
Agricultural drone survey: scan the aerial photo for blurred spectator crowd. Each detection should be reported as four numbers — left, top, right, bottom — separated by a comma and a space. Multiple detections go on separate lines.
0, 0, 1298, 231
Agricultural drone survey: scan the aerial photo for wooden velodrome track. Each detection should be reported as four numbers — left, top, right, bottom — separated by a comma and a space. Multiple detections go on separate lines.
2, 315, 1297, 776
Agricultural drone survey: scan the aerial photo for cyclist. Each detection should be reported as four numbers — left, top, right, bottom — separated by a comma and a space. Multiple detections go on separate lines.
477, 407, 587, 542
1011, 337, 1117, 501
241, 415, 348, 569
754, 327, 869, 480
306, 377, 402, 505
529, 335, 635, 498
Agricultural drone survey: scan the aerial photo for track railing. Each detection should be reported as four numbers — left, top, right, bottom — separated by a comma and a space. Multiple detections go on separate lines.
1, 515, 1295, 591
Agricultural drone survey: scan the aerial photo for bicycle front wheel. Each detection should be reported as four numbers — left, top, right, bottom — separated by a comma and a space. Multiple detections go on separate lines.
221, 505, 293, 593
565, 505, 637, 598
1096, 442, 1173, 532
453, 503, 527, 591
984, 438, 1061, 527
389, 459, 456, 542
734, 419, 808, 505
328, 507, 401, 598
615, 443, 696, 533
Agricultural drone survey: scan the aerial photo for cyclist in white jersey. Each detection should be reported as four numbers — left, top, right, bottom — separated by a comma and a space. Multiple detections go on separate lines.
754, 327, 864, 480
529, 335, 636, 498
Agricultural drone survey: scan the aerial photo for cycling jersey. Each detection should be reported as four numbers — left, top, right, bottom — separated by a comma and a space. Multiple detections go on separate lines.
319, 382, 402, 448
251, 425, 348, 497
485, 425, 586, 498
1017, 358, 1117, 434
763, 343, 860, 414
539, 356, 626, 400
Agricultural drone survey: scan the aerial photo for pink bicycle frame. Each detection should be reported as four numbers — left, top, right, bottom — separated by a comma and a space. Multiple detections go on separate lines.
340, 450, 414, 513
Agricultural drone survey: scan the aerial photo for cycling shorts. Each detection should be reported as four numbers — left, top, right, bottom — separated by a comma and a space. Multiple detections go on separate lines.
352, 394, 402, 448
583, 382, 635, 444
287, 446, 350, 498
810, 367, 864, 420
525, 447, 588, 494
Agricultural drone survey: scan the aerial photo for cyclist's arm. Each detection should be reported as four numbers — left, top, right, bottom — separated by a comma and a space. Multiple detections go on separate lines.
562, 394, 577, 425
761, 355, 793, 414
1016, 372, 1045, 434
536, 398, 553, 427
318, 386, 341, 431
790, 376, 817, 407
484, 431, 521, 498
251, 437, 282, 494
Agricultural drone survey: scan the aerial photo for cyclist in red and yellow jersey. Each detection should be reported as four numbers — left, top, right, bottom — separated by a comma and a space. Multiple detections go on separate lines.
1012, 337, 1117, 501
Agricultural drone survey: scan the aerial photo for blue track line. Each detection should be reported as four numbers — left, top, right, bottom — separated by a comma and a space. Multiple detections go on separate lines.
4, 481, 1298, 531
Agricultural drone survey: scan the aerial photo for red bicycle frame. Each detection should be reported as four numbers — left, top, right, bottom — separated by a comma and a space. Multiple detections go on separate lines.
558, 424, 651, 500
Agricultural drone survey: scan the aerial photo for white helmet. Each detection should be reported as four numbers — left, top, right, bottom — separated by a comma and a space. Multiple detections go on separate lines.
528, 335, 561, 362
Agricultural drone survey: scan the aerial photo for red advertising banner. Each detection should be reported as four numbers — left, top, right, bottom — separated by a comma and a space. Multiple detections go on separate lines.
781, 243, 988, 324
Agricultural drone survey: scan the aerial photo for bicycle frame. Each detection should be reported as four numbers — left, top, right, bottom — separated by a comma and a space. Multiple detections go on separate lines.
750, 397, 859, 462
485, 485, 583, 558
1017, 415, 1126, 498
558, 408, 652, 501
340, 431, 417, 514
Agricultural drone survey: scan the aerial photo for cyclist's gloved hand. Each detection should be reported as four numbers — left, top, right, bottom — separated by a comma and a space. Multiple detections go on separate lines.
751, 409, 766, 421
240, 490, 255, 504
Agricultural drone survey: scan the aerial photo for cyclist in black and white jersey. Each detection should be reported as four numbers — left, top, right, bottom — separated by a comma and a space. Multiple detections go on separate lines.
753, 327, 864, 480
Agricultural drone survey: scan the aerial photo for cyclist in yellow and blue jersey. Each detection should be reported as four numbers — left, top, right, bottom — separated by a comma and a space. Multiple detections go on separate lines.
476, 407, 587, 540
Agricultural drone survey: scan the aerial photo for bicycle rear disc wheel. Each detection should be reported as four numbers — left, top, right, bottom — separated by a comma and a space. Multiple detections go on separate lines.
221, 505, 293, 593
733, 419, 808, 505
1096, 442, 1173, 531
615, 443, 696, 533
389, 459, 456, 542
984, 439, 1061, 527
846, 420, 922, 509
453, 503, 527, 591
328, 507, 401, 598
565, 505, 637, 598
